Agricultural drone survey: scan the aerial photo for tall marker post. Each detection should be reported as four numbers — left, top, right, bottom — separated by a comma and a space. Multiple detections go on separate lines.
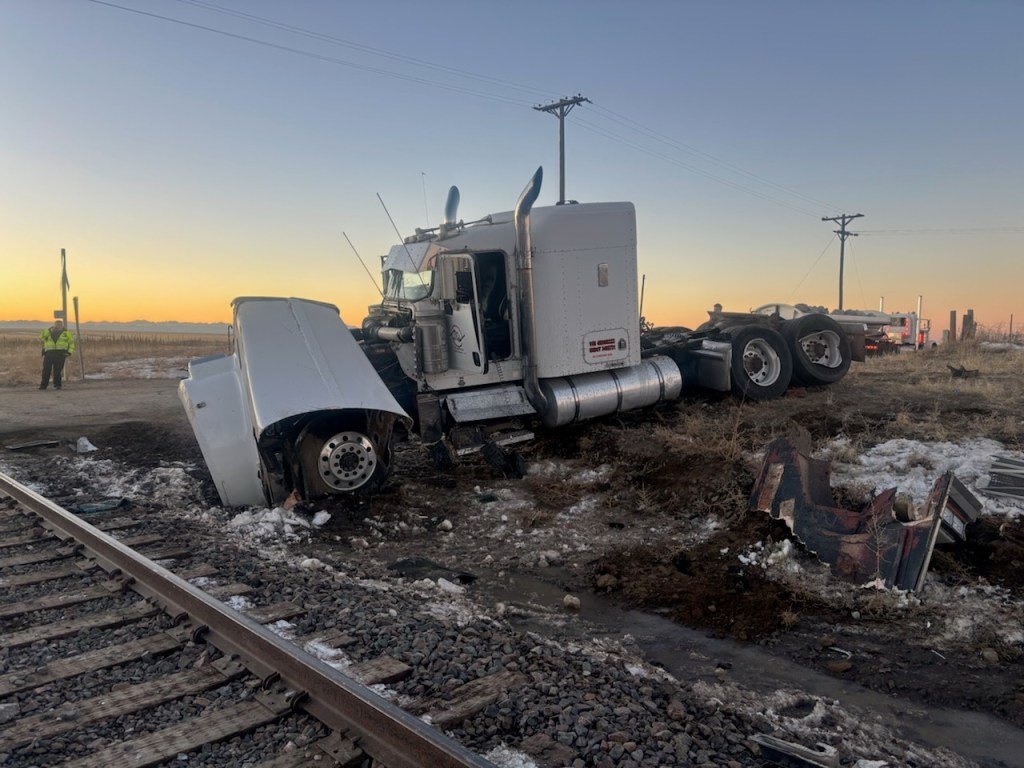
73, 296, 85, 380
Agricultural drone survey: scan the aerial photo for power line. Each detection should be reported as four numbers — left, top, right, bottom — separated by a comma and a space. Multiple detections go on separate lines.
85, 0, 535, 107
588, 103, 842, 212
86, 1, 840, 220
788, 233, 837, 302
846, 235, 868, 309
173, 0, 561, 102
859, 227, 1024, 236
571, 116, 822, 217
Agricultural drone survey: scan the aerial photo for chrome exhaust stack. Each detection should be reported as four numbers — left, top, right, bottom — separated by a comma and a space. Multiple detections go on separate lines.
439, 185, 460, 239
514, 166, 547, 415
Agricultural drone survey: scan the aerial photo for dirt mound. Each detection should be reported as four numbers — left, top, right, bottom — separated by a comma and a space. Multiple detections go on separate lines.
593, 513, 830, 641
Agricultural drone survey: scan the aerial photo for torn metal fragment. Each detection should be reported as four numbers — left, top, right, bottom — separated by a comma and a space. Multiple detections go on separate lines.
977, 454, 1024, 500
750, 438, 982, 591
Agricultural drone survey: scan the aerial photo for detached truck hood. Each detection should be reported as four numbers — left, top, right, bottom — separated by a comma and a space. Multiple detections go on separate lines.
180, 297, 410, 507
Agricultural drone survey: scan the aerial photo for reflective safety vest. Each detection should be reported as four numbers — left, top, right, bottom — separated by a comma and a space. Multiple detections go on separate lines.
40, 328, 75, 354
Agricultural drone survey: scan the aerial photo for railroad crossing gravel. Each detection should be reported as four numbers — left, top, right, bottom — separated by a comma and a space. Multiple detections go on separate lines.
0, 444, 985, 767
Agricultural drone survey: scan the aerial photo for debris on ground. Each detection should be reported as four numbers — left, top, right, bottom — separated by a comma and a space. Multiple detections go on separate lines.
70, 497, 130, 514
5, 439, 60, 450
751, 437, 982, 591
74, 436, 98, 453
947, 364, 980, 379
978, 455, 1024, 500
750, 734, 839, 767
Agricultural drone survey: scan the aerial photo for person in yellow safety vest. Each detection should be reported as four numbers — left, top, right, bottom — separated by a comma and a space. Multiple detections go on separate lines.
39, 319, 75, 390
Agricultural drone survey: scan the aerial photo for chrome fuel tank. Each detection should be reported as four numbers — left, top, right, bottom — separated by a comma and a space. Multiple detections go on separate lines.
538, 356, 682, 428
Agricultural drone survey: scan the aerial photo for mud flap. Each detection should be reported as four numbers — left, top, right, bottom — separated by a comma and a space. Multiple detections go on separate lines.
750, 438, 982, 591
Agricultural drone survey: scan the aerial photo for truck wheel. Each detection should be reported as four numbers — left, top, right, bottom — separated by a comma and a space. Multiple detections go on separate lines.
298, 425, 390, 498
729, 325, 792, 401
782, 315, 851, 385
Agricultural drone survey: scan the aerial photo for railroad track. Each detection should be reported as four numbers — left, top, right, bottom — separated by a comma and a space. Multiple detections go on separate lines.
0, 470, 496, 768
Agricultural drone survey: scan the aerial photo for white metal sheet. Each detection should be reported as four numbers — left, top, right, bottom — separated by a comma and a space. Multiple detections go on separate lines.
232, 297, 411, 437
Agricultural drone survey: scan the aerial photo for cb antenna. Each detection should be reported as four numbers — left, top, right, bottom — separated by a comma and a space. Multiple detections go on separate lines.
342, 232, 384, 299
376, 193, 426, 287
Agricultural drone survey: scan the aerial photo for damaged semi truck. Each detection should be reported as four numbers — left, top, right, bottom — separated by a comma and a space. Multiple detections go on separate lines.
181, 167, 865, 507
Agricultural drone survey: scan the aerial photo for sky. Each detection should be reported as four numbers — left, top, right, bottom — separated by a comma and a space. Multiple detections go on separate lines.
1, 0, 1021, 331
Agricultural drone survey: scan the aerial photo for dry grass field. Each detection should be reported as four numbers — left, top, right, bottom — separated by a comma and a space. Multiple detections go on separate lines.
0, 331, 228, 387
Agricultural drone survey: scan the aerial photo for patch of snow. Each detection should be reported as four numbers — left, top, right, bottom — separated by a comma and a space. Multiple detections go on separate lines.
227, 507, 312, 544
436, 577, 466, 595
822, 437, 1024, 518
303, 639, 352, 672
84, 356, 191, 380
312, 510, 331, 527
226, 595, 252, 610
74, 437, 98, 453
485, 745, 538, 768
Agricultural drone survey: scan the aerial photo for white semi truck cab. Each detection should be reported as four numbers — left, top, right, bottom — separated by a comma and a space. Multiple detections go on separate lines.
181, 167, 861, 507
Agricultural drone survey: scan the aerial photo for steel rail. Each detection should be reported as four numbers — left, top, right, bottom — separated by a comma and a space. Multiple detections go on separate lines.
0, 470, 493, 768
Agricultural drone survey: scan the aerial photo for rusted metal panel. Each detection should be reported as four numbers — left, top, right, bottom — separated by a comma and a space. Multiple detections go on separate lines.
751, 437, 982, 591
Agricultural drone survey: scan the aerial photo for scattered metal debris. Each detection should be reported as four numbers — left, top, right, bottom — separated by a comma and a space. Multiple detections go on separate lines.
750, 734, 839, 767
947, 364, 979, 379
751, 438, 982, 591
977, 454, 1024, 500
5, 439, 60, 451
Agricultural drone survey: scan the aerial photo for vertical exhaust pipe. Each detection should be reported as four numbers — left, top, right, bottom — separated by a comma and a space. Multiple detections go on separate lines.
514, 167, 547, 415
439, 186, 460, 238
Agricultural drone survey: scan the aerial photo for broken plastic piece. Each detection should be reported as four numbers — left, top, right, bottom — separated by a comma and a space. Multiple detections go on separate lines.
750, 438, 982, 591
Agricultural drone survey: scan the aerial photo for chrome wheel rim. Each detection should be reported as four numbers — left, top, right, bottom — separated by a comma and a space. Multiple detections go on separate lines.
318, 431, 377, 491
798, 330, 842, 368
742, 338, 782, 385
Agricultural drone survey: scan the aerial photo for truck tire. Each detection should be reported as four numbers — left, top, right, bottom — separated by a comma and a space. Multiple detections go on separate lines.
297, 420, 391, 498
728, 325, 792, 401
782, 315, 851, 385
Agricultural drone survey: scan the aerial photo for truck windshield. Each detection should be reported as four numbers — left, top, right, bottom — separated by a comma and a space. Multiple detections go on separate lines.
384, 269, 432, 302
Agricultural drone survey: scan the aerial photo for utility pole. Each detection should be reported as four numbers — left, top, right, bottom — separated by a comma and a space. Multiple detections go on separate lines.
821, 214, 863, 310
534, 95, 590, 205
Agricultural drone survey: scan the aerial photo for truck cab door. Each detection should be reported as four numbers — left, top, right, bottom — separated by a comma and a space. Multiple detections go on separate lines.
438, 255, 487, 374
